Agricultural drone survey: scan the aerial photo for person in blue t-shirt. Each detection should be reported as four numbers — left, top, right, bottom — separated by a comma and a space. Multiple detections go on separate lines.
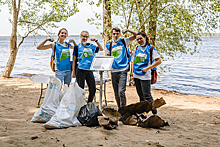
106, 27, 137, 110
37, 28, 76, 85
72, 30, 103, 103
130, 31, 162, 116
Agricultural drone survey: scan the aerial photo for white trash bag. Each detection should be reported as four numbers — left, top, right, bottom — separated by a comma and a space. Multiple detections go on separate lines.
31, 77, 62, 122
43, 82, 86, 128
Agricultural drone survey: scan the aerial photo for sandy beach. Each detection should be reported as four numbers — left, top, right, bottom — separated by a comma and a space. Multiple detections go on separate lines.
0, 76, 220, 147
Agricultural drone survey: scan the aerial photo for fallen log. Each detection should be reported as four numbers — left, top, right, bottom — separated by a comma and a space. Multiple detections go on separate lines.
98, 107, 121, 130
118, 97, 166, 121
102, 107, 121, 123
137, 115, 169, 128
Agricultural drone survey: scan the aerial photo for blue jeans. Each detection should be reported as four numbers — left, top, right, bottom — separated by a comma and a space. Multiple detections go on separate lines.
76, 68, 96, 103
111, 71, 127, 110
55, 70, 72, 85
134, 78, 157, 115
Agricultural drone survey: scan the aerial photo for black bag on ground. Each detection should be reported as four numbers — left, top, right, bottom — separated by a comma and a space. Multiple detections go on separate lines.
77, 102, 102, 126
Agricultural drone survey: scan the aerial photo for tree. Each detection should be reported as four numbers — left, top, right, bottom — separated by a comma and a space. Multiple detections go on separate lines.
102, 0, 112, 56
0, 0, 82, 78
87, 0, 220, 73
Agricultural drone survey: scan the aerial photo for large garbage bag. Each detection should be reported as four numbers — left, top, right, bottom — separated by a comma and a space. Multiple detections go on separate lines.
77, 102, 102, 126
43, 82, 86, 128
31, 77, 62, 122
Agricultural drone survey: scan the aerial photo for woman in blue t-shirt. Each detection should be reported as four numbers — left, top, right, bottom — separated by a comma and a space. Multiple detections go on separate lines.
72, 30, 103, 102
130, 31, 162, 116
37, 28, 76, 85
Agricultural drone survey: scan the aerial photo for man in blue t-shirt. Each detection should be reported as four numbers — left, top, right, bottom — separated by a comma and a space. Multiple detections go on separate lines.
106, 28, 137, 110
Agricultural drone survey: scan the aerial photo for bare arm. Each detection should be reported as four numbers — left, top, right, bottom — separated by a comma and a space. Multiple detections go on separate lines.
124, 29, 137, 42
130, 59, 134, 81
141, 58, 162, 72
72, 56, 76, 78
36, 38, 54, 50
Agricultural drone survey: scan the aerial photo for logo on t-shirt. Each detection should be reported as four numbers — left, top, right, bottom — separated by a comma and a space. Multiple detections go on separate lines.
112, 46, 122, 58
134, 53, 147, 63
59, 49, 70, 61
81, 48, 93, 59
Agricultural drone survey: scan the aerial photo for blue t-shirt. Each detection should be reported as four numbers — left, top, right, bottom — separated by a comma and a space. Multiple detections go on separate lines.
54, 42, 72, 71
73, 43, 99, 70
106, 38, 131, 70
133, 45, 151, 75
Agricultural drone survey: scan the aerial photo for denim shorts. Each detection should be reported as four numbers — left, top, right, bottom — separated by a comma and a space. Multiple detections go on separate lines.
55, 70, 72, 85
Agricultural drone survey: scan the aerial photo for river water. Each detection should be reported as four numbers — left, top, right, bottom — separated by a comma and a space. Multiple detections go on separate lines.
0, 36, 219, 98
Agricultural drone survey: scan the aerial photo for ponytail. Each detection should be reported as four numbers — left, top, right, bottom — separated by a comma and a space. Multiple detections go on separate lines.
137, 31, 150, 47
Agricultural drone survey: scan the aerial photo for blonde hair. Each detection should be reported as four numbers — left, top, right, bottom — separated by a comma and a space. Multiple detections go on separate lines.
80, 30, 89, 36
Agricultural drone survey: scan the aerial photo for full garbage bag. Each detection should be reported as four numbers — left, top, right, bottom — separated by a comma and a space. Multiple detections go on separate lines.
43, 82, 86, 128
77, 102, 102, 126
31, 77, 62, 122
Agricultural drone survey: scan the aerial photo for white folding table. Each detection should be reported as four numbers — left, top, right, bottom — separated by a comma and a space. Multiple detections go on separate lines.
90, 56, 114, 110
28, 74, 53, 106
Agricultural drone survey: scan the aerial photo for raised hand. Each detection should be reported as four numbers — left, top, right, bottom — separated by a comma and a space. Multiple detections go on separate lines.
122, 29, 128, 34
47, 38, 54, 42
90, 38, 97, 42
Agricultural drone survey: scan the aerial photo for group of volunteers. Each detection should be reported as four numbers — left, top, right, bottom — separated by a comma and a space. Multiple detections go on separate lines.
37, 27, 162, 116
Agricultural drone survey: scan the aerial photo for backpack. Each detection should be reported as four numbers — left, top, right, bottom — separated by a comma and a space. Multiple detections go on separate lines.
109, 39, 130, 71
150, 46, 157, 84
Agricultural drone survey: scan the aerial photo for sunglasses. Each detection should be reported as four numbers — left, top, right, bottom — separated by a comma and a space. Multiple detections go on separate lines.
112, 33, 120, 35
82, 35, 89, 38
136, 37, 143, 41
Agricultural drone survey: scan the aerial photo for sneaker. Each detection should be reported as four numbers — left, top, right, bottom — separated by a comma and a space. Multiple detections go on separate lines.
140, 112, 147, 119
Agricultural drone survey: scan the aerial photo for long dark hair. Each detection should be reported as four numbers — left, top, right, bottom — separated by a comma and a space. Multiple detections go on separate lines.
58, 28, 68, 36
137, 31, 150, 47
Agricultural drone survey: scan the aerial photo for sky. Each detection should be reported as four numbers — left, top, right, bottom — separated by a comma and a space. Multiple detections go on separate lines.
0, 2, 102, 36
1, 2, 219, 36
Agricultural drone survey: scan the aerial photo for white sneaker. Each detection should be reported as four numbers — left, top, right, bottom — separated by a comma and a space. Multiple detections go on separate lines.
140, 112, 147, 119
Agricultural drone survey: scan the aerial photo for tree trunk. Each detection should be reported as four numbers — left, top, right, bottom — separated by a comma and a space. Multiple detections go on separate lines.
136, 1, 145, 31
1, 0, 18, 78
148, 0, 157, 46
103, 0, 112, 78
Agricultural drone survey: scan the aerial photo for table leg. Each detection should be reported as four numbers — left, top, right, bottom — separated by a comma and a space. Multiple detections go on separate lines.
99, 71, 103, 111
38, 83, 44, 106
104, 81, 107, 106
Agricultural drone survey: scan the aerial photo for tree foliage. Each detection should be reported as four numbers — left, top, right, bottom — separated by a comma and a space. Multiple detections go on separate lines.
4, 0, 82, 41
0, 0, 82, 77
88, 0, 220, 73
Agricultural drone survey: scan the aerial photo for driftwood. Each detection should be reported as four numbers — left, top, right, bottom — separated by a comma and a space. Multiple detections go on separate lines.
98, 98, 168, 129
137, 115, 169, 128
102, 107, 121, 123
118, 97, 166, 121
98, 107, 121, 130
122, 115, 138, 125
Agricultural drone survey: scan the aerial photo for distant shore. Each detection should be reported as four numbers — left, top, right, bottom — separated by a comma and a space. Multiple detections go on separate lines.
1, 33, 220, 38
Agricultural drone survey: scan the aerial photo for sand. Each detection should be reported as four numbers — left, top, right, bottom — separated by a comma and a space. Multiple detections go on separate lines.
0, 77, 220, 147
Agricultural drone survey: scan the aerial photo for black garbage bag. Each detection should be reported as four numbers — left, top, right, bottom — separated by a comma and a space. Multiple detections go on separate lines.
77, 102, 102, 126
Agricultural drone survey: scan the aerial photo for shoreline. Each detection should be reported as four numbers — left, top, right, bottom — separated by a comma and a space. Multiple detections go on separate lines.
153, 88, 220, 99
7, 74, 220, 99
